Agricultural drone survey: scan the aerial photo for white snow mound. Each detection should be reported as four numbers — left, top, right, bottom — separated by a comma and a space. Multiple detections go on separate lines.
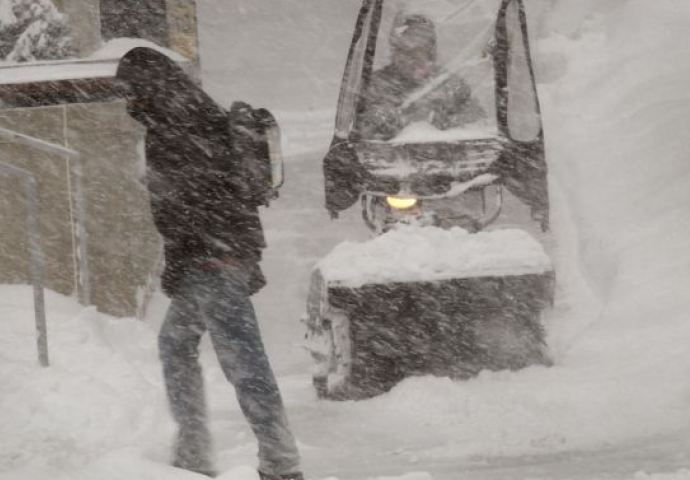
318, 225, 552, 287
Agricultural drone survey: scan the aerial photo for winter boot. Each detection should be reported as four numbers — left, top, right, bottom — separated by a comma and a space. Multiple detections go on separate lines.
172, 428, 216, 477
258, 471, 305, 480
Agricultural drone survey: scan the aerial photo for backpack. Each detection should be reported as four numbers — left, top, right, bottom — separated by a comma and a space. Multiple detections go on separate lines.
227, 101, 284, 207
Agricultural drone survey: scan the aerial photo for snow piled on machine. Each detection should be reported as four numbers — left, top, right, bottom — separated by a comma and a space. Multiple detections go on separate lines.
318, 225, 551, 287
0, 39, 185, 86
91, 38, 187, 62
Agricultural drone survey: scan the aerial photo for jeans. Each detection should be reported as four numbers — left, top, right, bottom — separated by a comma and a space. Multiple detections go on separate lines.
158, 262, 301, 476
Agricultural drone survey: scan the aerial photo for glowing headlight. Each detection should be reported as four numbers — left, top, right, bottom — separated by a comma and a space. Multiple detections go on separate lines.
386, 196, 418, 210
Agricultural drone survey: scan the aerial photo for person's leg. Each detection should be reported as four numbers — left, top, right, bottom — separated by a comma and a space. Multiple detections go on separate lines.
196, 265, 301, 476
158, 283, 215, 476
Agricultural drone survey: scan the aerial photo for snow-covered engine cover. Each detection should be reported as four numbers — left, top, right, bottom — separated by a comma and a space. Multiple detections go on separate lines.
317, 225, 552, 288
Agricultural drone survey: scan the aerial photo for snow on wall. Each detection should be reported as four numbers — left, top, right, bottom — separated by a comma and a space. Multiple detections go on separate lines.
544, 0, 690, 354
0, 0, 17, 27
0, 38, 186, 85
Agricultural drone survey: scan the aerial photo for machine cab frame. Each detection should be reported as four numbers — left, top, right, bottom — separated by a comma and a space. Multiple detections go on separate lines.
324, 0, 549, 230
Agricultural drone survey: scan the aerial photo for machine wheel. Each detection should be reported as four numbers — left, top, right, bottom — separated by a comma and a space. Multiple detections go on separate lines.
311, 310, 351, 400
310, 310, 399, 400
468, 312, 551, 372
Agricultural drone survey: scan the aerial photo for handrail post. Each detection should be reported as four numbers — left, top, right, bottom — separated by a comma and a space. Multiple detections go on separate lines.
70, 157, 91, 306
0, 161, 48, 367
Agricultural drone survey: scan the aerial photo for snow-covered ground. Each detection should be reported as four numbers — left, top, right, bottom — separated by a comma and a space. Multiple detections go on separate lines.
3, 1, 690, 479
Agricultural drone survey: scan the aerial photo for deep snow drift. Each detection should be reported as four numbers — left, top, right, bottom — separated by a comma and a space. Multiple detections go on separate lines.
2, 1, 690, 479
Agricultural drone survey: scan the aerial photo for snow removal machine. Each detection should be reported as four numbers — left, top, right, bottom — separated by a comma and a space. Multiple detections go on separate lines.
305, 0, 555, 400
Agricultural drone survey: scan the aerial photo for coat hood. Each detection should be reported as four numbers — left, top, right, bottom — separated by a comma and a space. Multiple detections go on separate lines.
116, 47, 227, 133
389, 13, 438, 62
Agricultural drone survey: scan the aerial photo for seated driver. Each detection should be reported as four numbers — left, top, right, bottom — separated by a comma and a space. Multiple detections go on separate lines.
358, 13, 486, 141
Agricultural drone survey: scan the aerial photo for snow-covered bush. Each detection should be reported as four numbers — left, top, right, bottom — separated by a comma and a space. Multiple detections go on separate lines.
0, 0, 77, 62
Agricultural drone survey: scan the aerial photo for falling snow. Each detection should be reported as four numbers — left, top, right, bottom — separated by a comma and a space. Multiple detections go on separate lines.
1, 1, 690, 480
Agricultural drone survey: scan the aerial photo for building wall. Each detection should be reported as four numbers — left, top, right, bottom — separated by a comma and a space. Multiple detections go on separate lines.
166, 0, 200, 65
0, 102, 162, 317
54, 0, 199, 64
100, 0, 169, 48
0, 0, 202, 316
54, 0, 102, 57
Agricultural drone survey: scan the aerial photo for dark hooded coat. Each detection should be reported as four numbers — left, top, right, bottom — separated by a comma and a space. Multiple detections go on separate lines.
116, 48, 266, 297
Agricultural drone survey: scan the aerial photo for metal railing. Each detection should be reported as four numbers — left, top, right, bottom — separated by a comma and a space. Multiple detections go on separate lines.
0, 127, 90, 305
0, 127, 88, 367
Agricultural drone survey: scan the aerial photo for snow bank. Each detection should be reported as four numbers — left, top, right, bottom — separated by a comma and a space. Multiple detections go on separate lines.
0, 0, 17, 28
508, 0, 690, 454
318, 226, 552, 287
544, 0, 690, 367
0, 287, 448, 480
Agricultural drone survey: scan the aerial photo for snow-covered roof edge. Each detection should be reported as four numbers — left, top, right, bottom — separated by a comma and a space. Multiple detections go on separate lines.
88, 38, 187, 63
0, 38, 188, 86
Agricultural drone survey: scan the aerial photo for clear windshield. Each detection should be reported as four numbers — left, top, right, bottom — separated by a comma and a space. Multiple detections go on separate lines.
356, 0, 501, 144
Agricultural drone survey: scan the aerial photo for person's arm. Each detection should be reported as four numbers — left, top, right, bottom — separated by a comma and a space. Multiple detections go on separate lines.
356, 73, 405, 141
429, 75, 486, 130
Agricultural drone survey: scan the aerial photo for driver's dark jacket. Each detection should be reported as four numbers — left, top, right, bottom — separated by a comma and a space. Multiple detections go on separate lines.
117, 48, 266, 298
357, 64, 486, 141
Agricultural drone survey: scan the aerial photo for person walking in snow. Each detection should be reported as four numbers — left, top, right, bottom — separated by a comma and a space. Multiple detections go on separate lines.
116, 47, 303, 480
358, 12, 486, 141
